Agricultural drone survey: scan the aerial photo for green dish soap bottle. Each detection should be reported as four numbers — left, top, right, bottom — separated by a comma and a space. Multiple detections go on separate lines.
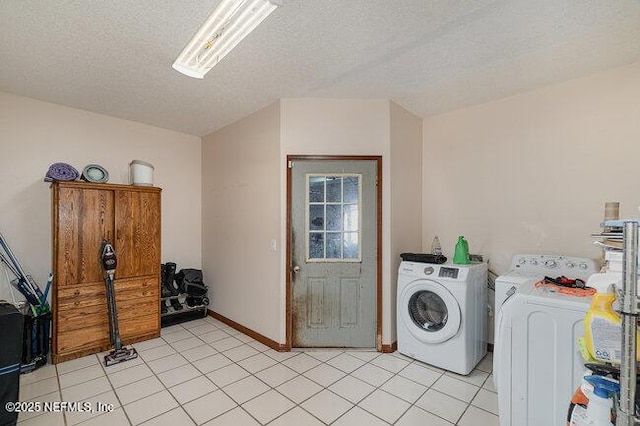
453, 236, 470, 264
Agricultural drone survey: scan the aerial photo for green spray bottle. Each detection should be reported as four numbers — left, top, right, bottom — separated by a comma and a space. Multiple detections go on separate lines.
453, 236, 470, 264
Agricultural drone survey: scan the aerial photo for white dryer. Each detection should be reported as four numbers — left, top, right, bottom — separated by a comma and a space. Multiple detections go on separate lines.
397, 261, 487, 375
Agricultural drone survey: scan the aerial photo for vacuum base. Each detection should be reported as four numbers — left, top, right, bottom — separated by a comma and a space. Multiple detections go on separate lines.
104, 346, 138, 367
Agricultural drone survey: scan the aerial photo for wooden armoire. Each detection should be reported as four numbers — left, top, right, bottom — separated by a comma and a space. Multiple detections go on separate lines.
51, 181, 161, 363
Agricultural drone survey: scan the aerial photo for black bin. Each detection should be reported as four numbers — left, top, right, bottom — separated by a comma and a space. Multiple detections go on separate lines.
0, 302, 24, 426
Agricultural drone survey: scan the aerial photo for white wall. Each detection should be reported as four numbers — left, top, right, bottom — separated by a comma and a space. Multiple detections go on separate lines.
0, 92, 202, 304
422, 62, 640, 274
203, 99, 421, 346
422, 62, 640, 343
280, 99, 394, 344
201, 102, 282, 342
389, 102, 423, 343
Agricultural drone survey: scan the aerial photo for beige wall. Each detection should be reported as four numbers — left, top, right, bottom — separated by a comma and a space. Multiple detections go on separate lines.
203, 99, 420, 346
422, 62, 640, 342
202, 102, 282, 341
281, 99, 395, 344
0, 92, 202, 304
389, 102, 423, 343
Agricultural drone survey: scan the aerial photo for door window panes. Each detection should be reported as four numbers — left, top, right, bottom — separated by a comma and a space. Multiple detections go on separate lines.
309, 232, 324, 259
343, 232, 358, 258
309, 205, 324, 231
306, 174, 361, 261
309, 176, 325, 203
343, 205, 358, 231
344, 176, 359, 203
326, 177, 342, 203
326, 205, 342, 231
326, 233, 342, 259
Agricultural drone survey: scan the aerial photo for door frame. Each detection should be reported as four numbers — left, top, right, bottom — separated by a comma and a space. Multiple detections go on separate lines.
285, 155, 383, 351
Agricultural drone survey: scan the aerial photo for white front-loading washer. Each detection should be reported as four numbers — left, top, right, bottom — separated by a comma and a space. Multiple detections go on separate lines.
397, 261, 487, 375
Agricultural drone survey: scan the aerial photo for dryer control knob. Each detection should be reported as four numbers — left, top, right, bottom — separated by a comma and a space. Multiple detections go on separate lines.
566, 262, 575, 269
579, 263, 588, 269
545, 260, 557, 268
423, 267, 434, 275
518, 258, 527, 265
529, 259, 538, 265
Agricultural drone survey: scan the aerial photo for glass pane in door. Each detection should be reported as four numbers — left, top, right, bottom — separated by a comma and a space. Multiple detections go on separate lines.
305, 173, 362, 262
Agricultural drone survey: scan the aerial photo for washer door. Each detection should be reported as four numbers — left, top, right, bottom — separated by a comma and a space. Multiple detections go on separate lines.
400, 280, 461, 344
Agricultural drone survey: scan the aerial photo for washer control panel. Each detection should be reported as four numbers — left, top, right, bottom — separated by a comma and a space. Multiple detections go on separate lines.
399, 261, 473, 281
511, 254, 599, 279
439, 267, 459, 279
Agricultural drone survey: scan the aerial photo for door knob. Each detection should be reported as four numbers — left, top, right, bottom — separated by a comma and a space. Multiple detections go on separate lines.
292, 266, 300, 274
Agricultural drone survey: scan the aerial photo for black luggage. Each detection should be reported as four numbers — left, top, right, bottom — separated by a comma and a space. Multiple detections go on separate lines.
0, 302, 24, 426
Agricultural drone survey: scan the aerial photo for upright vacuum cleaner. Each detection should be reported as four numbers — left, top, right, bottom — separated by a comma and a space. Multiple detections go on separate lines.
100, 241, 138, 367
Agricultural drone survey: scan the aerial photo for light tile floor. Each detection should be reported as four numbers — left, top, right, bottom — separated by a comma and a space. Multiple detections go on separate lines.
17, 316, 498, 425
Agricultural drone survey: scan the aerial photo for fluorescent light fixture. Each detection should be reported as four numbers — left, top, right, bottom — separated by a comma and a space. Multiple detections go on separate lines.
172, 0, 282, 79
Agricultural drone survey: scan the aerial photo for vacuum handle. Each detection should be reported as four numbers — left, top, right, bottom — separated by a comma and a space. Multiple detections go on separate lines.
100, 240, 117, 275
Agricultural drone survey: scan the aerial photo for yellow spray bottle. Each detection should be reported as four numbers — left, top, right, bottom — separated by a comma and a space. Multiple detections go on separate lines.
584, 284, 640, 364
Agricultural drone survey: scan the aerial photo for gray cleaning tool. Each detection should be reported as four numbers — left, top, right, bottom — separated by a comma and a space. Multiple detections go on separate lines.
0, 232, 49, 315
101, 240, 138, 367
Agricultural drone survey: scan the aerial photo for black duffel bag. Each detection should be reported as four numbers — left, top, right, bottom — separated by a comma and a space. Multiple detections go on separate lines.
175, 269, 208, 297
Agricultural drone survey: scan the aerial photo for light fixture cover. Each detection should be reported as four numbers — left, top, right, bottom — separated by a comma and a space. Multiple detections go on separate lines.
173, 0, 281, 79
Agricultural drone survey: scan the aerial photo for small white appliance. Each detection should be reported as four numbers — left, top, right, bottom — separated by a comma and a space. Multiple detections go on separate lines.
397, 261, 487, 375
494, 254, 599, 426
129, 160, 154, 186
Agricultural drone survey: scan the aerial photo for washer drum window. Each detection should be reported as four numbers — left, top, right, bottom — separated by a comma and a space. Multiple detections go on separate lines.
408, 290, 448, 332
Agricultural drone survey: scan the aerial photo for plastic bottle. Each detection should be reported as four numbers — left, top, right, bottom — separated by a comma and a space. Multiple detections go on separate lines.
584, 285, 640, 363
453, 236, 470, 265
580, 375, 618, 425
568, 373, 620, 425
431, 236, 442, 255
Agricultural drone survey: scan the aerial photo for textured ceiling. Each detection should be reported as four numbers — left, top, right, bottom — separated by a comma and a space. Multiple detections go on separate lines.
1, 0, 639, 136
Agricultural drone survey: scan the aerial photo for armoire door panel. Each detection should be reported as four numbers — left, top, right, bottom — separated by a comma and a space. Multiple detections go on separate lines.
56, 188, 114, 286
115, 191, 161, 278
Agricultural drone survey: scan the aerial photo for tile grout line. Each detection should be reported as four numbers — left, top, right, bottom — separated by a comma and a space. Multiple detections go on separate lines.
24, 319, 497, 426
94, 353, 133, 426
120, 323, 195, 425
138, 321, 262, 425
335, 353, 426, 425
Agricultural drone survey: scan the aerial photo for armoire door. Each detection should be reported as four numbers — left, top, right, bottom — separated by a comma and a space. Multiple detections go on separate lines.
114, 190, 161, 279
55, 187, 115, 286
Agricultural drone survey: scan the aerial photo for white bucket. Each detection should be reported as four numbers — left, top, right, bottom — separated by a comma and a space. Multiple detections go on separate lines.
129, 160, 154, 186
